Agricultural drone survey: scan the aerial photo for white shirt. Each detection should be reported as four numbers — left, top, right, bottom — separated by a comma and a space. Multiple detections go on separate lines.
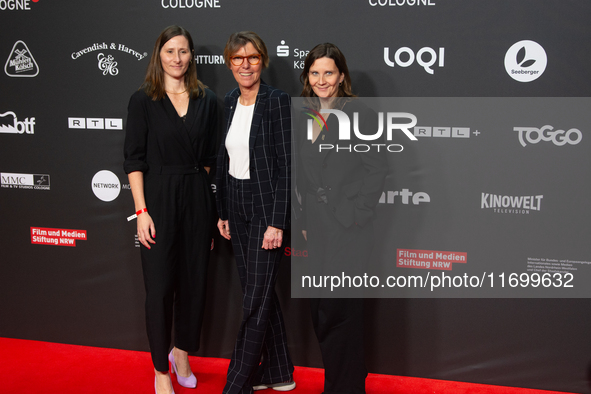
225, 101, 255, 179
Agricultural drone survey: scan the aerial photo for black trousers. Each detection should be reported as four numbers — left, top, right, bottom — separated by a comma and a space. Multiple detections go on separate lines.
141, 171, 213, 371
310, 298, 367, 394
223, 176, 294, 394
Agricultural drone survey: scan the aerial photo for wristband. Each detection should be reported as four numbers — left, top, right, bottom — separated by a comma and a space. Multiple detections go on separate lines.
127, 208, 148, 222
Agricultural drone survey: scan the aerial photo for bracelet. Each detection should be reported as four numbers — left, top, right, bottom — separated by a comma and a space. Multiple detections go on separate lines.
136, 208, 148, 216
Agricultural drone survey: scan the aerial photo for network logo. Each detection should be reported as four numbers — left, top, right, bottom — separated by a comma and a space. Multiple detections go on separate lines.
504, 40, 547, 82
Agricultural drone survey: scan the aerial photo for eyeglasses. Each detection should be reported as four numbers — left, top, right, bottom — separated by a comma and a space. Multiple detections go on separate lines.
230, 54, 262, 66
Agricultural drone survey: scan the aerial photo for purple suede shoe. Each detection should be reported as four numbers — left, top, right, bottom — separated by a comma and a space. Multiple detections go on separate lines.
168, 349, 197, 388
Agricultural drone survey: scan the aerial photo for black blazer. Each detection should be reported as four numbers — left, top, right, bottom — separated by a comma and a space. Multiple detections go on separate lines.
216, 82, 291, 229
296, 99, 387, 229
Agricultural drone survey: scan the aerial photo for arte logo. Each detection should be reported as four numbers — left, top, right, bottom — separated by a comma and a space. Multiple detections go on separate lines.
1, 172, 50, 190
0, 0, 41, 11
513, 125, 582, 147
71, 42, 147, 76
31, 227, 87, 247
4, 40, 39, 77
384, 47, 445, 74
481, 192, 543, 214
303, 107, 417, 152
92, 170, 120, 202
379, 189, 430, 205
504, 40, 547, 82
414, 126, 478, 138
161, 0, 221, 8
397, 249, 466, 271
0, 111, 35, 134
68, 117, 123, 130
276, 40, 310, 69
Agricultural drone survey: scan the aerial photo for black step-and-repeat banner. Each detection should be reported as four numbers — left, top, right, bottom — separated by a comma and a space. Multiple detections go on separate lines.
1, 1, 590, 393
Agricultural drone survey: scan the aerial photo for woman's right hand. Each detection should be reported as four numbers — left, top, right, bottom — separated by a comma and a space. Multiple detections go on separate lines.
218, 219, 231, 240
137, 212, 156, 249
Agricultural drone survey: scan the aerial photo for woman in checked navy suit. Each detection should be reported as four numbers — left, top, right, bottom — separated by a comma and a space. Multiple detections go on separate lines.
124, 25, 218, 394
215, 31, 295, 394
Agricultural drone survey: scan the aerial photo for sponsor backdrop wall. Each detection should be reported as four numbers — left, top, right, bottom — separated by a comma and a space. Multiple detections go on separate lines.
1, 1, 590, 392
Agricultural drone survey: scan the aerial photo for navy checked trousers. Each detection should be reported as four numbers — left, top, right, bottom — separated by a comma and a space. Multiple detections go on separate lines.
223, 176, 294, 394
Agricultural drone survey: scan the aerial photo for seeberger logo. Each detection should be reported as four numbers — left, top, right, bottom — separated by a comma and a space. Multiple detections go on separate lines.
513, 125, 582, 147
4, 40, 39, 77
481, 193, 543, 214
1, 172, 50, 190
0, 111, 35, 134
504, 40, 547, 82
71, 42, 147, 76
304, 107, 417, 153
92, 170, 120, 202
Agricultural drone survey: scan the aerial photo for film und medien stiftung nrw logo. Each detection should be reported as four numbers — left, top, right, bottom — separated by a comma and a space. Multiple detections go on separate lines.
92, 170, 120, 202
504, 40, 547, 82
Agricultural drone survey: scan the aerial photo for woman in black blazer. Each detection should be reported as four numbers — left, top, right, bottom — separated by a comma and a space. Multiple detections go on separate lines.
124, 25, 218, 394
297, 43, 387, 394
215, 31, 294, 394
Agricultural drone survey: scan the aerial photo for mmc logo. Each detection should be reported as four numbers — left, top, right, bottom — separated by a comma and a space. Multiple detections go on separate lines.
303, 107, 417, 152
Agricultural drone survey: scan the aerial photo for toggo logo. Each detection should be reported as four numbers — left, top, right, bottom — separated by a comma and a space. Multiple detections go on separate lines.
384, 46, 444, 74
513, 125, 582, 147
304, 107, 417, 152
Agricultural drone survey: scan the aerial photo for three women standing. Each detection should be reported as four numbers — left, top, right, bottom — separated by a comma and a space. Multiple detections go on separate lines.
124, 25, 218, 394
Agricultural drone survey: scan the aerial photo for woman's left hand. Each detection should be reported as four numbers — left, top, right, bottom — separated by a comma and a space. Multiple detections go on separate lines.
262, 226, 283, 250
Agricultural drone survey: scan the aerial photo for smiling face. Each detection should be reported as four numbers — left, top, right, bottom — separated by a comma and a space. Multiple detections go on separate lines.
159, 35, 192, 82
308, 56, 345, 98
230, 42, 262, 92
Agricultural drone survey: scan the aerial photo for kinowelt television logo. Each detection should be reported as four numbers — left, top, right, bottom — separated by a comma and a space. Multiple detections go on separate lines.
303, 107, 417, 153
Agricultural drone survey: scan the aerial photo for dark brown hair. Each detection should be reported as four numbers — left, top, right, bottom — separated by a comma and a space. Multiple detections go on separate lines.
223, 31, 269, 69
141, 25, 206, 100
300, 43, 355, 98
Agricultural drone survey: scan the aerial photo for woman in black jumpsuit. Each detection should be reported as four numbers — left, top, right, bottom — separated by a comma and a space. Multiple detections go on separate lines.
124, 25, 218, 394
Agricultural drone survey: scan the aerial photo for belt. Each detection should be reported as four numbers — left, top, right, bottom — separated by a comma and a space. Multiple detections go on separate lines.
148, 164, 201, 175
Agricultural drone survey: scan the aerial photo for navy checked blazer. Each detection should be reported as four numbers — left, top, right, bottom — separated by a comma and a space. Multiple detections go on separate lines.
216, 82, 291, 230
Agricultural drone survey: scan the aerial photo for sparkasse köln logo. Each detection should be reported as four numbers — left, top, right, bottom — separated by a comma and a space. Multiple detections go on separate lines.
504, 40, 547, 82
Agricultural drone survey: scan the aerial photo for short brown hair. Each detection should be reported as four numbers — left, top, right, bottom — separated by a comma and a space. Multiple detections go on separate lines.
141, 25, 206, 100
223, 31, 269, 69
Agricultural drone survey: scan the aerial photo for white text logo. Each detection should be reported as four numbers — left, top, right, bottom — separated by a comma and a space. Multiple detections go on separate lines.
4, 40, 39, 77
92, 170, 121, 202
379, 189, 430, 205
161, 0, 221, 8
384, 47, 444, 74
481, 193, 543, 214
0, 111, 35, 134
514, 125, 582, 147
68, 118, 123, 130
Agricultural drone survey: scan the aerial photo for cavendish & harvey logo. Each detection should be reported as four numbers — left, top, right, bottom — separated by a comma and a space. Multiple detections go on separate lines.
71, 42, 147, 76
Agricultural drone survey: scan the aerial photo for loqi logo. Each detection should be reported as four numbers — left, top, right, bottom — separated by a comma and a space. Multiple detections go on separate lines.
384, 46, 444, 74
513, 125, 582, 147
92, 170, 120, 202
0, 111, 35, 134
68, 117, 123, 130
504, 40, 547, 82
4, 40, 39, 77
303, 107, 417, 153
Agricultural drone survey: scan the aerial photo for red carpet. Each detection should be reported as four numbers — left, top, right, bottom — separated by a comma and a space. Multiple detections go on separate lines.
0, 337, 570, 394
